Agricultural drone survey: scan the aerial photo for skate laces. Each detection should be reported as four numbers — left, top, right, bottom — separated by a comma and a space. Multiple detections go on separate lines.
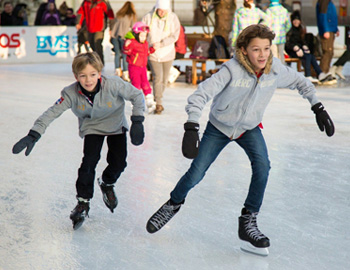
75, 202, 89, 216
243, 212, 266, 241
150, 203, 180, 229
102, 184, 116, 202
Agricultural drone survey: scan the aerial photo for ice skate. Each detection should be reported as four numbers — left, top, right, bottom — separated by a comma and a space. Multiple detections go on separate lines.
145, 94, 156, 114
238, 208, 270, 256
70, 199, 90, 230
146, 199, 182, 233
97, 177, 118, 213
154, 104, 164, 115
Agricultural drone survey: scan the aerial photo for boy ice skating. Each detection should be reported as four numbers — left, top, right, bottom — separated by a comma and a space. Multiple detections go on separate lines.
12, 52, 145, 230
123, 21, 156, 113
146, 24, 334, 256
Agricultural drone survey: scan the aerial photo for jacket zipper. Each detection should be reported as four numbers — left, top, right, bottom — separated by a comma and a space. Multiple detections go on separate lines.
230, 76, 259, 140
133, 53, 139, 64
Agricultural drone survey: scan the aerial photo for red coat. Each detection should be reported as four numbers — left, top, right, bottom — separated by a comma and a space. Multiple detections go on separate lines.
123, 39, 155, 67
77, 0, 114, 33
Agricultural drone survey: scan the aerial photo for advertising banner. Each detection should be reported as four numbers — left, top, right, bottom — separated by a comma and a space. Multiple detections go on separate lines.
0, 26, 112, 64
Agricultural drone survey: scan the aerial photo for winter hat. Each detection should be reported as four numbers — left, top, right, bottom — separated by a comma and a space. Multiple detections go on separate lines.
155, 0, 171, 10
291, 10, 301, 21
269, 0, 281, 6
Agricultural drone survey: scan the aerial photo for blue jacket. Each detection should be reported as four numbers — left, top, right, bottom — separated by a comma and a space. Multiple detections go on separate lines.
316, 1, 338, 36
186, 49, 319, 139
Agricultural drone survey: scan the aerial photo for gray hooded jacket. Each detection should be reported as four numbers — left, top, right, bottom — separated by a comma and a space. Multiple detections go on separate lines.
31, 76, 144, 138
186, 49, 319, 139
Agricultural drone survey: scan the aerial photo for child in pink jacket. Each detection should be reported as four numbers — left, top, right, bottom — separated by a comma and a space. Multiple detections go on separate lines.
123, 22, 156, 113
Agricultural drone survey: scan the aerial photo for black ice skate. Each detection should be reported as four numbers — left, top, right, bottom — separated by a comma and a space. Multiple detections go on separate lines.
98, 177, 118, 213
70, 199, 90, 230
146, 199, 182, 233
238, 208, 270, 256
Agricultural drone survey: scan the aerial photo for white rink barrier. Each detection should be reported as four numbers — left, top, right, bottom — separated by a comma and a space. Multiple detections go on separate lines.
0, 26, 113, 64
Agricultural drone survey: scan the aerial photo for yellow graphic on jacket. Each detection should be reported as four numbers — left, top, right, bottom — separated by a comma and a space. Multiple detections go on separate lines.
107, 102, 112, 108
78, 105, 85, 111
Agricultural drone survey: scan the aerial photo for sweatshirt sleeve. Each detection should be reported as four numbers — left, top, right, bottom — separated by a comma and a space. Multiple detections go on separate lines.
275, 59, 319, 106
116, 79, 145, 116
31, 89, 73, 135
186, 65, 232, 123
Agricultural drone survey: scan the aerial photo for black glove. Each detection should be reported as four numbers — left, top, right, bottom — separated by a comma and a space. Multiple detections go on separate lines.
182, 122, 200, 159
12, 130, 41, 156
130, 115, 144, 146
311, 102, 335, 137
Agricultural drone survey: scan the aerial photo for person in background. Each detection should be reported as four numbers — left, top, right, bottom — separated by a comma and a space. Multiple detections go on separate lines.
285, 10, 332, 84
62, 8, 76, 26
34, 0, 51, 25
1, 1, 20, 25
142, 0, 180, 115
13, 3, 28, 25
316, 0, 339, 84
329, 27, 350, 80
266, 0, 291, 65
76, 0, 115, 65
231, 0, 269, 47
110, 1, 137, 80
123, 22, 157, 113
40, 0, 61, 25
175, 25, 187, 59
12, 52, 145, 230
193, 0, 209, 26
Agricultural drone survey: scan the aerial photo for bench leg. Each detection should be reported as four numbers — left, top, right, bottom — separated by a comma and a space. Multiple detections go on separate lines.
192, 60, 198, 85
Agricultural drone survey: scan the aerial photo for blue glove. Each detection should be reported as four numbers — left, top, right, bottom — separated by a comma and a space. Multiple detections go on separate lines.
130, 116, 144, 145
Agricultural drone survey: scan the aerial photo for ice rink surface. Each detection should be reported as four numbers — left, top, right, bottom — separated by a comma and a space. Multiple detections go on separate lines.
0, 61, 349, 270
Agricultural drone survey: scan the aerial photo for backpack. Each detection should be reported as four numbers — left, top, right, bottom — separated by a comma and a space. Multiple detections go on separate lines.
208, 35, 230, 59
305, 33, 322, 57
190, 40, 210, 59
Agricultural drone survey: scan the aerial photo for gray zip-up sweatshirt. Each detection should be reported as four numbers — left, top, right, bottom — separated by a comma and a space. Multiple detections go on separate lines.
186, 49, 319, 139
31, 75, 145, 138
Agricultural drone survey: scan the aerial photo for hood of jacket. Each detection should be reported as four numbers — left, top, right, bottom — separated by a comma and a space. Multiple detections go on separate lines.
234, 47, 273, 75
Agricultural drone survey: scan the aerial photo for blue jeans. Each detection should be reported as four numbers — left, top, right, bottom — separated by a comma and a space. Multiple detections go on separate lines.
170, 121, 271, 213
111, 36, 128, 71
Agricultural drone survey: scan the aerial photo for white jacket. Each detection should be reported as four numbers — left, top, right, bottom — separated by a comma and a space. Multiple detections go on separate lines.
142, 8, 180, 62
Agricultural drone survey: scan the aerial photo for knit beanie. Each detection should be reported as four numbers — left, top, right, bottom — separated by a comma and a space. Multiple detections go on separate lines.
155, 0, 171, 10
291, 10, 301, 21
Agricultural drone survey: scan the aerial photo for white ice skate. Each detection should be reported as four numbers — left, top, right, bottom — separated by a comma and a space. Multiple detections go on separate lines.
145, 94, 156, 114
240, 240, 269, 256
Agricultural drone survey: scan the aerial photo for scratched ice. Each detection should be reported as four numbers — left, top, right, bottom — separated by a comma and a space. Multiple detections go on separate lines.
0, 62, 349, 270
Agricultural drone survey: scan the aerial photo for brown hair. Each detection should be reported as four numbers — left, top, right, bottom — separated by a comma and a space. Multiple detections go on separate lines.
116, 1, 137, 22
236, 24, 275, 50
72, 52, 103, 76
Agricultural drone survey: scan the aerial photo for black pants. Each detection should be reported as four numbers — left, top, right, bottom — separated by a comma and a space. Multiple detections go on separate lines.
76, 133, 127, 199
334, 50, 350, 66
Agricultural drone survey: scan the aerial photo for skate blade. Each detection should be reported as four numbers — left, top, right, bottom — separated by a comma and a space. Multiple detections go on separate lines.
240, 240, 269, 256
72, 218, 85, 230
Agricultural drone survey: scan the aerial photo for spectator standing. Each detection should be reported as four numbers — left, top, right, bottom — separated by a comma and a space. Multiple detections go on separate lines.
62, 8, 76, 26
110, 1, 136, 80
316, 0, 339, 81
41, 1, 61, 25
285, 10, 333, 84
13, 3, 28, 25
142, 0, 180, 115
266, 0, 291, 65
123, 22, 157, 113
76, 0, 115, 65
1, 1, 19, 25
193, 0, 209, 26
34, 0, 50, 25
231, 0, 269, 47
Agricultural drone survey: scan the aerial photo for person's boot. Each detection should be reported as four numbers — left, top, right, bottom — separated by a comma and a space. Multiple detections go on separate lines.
335, 65, 346, 80
70, 198, 90, 230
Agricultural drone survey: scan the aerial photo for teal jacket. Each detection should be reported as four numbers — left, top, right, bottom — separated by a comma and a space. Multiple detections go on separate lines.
186, 49, 319, 139
31, 76, 144, 138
